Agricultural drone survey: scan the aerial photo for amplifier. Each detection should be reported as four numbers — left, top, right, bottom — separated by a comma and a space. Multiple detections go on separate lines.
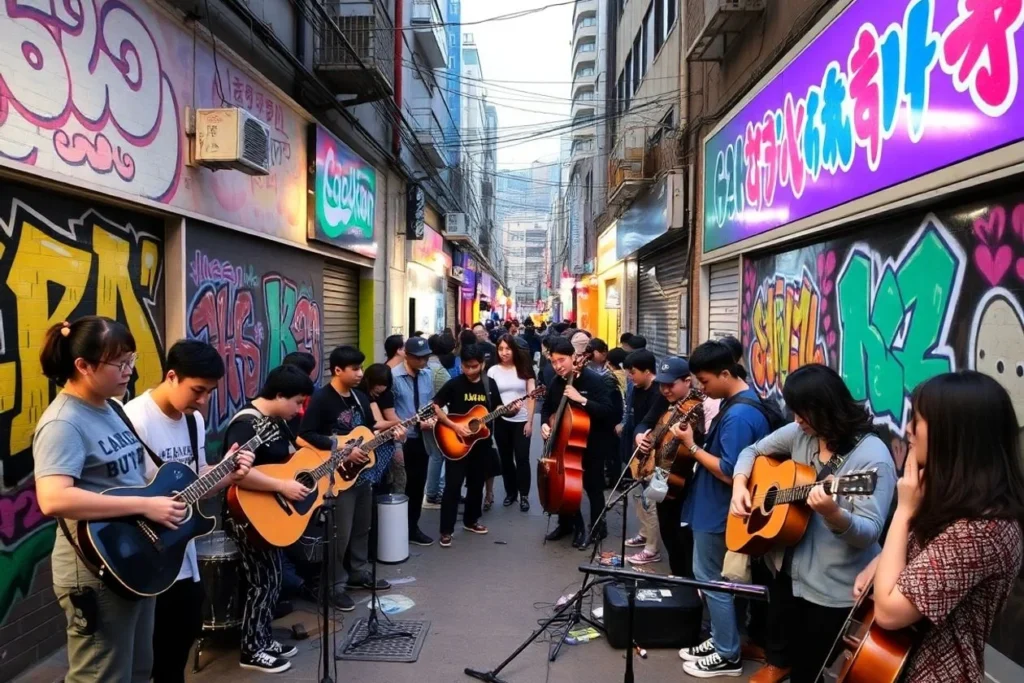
602, 580, 703, 649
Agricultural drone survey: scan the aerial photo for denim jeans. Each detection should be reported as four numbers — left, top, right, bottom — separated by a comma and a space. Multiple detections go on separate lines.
692, 530, 741, 661
425, 438, 446, 500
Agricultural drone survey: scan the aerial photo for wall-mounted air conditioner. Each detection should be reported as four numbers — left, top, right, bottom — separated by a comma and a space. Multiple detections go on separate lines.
193, 108, 271, 176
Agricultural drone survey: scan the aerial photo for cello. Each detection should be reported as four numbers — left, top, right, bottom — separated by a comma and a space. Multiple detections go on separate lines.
537, 351, 592, 515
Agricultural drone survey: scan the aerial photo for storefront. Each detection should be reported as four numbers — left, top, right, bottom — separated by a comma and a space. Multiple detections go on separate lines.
617, 173, 687, 358
461, 261, 478, 326
596, 225, 623, 345
407, 221, 447, 335
698, 1, 1024, 669
446, 249, 462, 332
575, 274, 599, 333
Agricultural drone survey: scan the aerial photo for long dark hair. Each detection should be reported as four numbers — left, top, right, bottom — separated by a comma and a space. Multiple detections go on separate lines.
909, 371, 1024, 545
40, 316, 136, 386
496, 334, 534, 380
359, 363, 393, 395
782, 364, 874, 454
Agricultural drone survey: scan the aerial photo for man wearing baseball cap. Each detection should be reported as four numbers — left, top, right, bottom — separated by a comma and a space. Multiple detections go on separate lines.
391, 336, 439, 546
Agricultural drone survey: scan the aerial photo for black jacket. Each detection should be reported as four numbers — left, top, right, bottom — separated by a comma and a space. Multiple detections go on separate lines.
542, 367, 622, 461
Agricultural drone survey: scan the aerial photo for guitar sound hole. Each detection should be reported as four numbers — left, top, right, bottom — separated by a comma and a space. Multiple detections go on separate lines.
761, 486, 779, 514
467, 420, 481, 433
295, 472, 316, 489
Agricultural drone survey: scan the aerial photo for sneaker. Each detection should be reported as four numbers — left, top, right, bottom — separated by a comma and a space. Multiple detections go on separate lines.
266, 641, 298, 658
503, 495, 517, 507
422, 496, 441, 510
410, 528, 434, 546
520, 499, 530, 512
240, 651, 291, 673
682, 651, 743, 678
626, 549, 662, 566
345, 575, 391, 591
679, 637, 717, 662
440, 533, 453, 547
463, 522, 488, 534
330, 590, 355, 612
750, 663, 791, 683
625, 534, 647, 548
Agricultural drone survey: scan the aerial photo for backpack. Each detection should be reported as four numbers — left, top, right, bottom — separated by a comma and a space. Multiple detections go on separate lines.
730, 395, 790, 433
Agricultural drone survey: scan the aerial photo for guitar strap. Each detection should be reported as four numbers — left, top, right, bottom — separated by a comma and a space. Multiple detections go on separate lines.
185, 413, 199, 471
106, 399, 164, 468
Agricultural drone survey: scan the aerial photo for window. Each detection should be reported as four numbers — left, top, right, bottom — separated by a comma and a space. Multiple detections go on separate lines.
655, 0, 665, 53
575, 66, 595, 79
641, 10, 649, 79
632, 34, 641, 93
578, 42, 596, 54
645, 6, 656, 69
624, 53, 632, 110
665, 0, 676, 39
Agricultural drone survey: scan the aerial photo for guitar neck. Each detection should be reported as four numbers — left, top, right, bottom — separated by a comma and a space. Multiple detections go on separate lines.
177, 432, 264, 505
774, 478, 841, 505
308, 408, 432, 481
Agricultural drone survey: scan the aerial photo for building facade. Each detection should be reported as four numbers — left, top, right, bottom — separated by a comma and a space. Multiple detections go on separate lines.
686, 0, 1024, 676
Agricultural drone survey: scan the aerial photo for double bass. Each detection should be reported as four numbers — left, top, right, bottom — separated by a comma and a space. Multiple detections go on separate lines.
537, 351, 592, 515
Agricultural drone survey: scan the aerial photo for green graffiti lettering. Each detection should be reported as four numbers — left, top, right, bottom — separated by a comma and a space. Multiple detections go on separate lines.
836, 221, 964, 432
0, 524, 55, 621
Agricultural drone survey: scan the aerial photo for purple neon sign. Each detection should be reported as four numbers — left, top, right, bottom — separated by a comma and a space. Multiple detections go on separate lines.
703, 0, 1024, 253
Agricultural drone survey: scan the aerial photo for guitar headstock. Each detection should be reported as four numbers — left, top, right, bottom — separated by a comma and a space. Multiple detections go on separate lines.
833, 469, 878, 496
250, 416, 281, 447
571, 349, 594, 373
415, 404, 436, 422
531, 385, 547, 400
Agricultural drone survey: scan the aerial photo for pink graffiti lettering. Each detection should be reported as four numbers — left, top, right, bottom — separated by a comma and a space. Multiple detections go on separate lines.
189, 284, 261, 425
0, 0, 182, 201
940, 0, 1024, 117
744, 120, 764, 209
759, 111, 780, 208
291, 297, 323, 379
0, 489, 48, 545
778, 94, 807, 199
849, 26, 883, 171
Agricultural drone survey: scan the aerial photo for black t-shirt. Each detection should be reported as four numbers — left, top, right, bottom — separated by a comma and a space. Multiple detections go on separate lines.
298, 384, 373, 450
375, 387, 396, 412
433, 374, 502, 416
633, 387, 663, 435
223, 403, 293, 466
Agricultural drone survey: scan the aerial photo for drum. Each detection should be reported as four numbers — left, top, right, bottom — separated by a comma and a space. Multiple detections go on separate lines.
196, 531, 242, 630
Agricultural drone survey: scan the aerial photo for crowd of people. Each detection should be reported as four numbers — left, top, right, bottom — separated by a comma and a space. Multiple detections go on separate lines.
29, 312, 1024, 682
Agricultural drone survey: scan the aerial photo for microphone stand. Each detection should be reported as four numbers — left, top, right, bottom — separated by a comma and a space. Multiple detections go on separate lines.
319, 470, 338, 683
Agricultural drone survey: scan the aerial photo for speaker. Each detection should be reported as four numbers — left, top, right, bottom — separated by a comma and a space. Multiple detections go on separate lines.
602, 580, 703, 649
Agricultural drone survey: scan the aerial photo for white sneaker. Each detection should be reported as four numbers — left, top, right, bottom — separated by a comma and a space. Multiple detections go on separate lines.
679, 637, 716, 661
682, 651, 743, 678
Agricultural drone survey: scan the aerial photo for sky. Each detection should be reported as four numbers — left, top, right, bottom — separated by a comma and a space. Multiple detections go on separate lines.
460, 0, 574, 169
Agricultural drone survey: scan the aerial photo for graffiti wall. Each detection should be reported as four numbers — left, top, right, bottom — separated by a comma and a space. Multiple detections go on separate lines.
0, 182, 164, 678
742, 186, 1024, 667
0, 0, 307, 243
185, 223, 322, 449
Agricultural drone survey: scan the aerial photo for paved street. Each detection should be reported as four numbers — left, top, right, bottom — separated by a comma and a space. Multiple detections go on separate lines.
15, 430, 758, 683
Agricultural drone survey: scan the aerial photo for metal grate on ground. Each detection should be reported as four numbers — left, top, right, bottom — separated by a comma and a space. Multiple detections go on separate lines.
336, 619, 430, 663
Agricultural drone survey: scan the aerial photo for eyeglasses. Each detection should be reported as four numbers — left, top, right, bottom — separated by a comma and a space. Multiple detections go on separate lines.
102, 353, 138, 374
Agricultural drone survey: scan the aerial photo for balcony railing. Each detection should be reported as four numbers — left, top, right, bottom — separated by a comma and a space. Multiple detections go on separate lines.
411, 0, 448, 70
607, 126, 680, 205
410, 107, 447, 168
314, 0, 395, 102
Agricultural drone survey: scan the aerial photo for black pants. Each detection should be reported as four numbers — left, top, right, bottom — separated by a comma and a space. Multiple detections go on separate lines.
762, 571, 850, 682
404, 436, 429, 533
656, 496, 694, 578
152, 577, 204, 683
440, 446, 488, 534
495, 419, 531, 500
227, 519, 283, 657
557, 455, 606, 530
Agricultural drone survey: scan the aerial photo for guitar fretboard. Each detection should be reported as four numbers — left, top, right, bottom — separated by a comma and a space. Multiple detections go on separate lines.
175, 431, 267, 505
309, 406, 435, 481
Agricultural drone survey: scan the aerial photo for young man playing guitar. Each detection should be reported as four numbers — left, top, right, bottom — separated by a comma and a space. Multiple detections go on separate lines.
432, 344, 510, 547
632, 357, 708, 572
730, 364, 896, 683
673, 341, 770, 678
540, 336, 621, 548
123, 340, 254, 683
298, 346, 380, 612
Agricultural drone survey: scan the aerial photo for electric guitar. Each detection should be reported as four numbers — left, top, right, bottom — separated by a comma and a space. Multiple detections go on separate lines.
434, 386, 546, 461
725, 457, 878, 555
227, 405, 435, 548
77, 417, 280, 598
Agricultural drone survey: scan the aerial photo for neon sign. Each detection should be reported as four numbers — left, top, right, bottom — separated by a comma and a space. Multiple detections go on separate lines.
312, 126, 377, 257
703, 0, 1024, 253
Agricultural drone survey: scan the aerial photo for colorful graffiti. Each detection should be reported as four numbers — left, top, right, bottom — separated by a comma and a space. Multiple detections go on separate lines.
312, 126, 377, 258
186, 226, 322, 437
0, 184, 164, 635
704, 0, 1024, 252
0, 0, 306, 242
742, 187, 1024, 448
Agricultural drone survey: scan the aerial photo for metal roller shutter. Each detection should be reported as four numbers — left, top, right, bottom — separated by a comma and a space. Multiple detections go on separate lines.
446, 282, 459, 331
637, 237, 688, 361
322, 263, 360, 366
708, 259, 740, 340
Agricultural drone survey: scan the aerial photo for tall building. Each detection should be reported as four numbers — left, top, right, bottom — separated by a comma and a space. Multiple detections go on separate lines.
503, 217, 550, 315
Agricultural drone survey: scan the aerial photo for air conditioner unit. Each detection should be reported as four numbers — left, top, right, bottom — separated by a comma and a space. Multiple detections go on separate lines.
446, 212, 468, 237
194, 108, 271, 176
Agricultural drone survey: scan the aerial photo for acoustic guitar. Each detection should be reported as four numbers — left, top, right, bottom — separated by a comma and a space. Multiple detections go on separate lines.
227, 405, 434, 548
725, 457, 878, 555
77, 417, 280, 598
537, 351, 592, 516
434, 386, 546, 461
818, 582, 918, 683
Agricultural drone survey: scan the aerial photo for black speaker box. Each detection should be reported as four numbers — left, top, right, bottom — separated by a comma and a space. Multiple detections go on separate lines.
601, 580, 703, 649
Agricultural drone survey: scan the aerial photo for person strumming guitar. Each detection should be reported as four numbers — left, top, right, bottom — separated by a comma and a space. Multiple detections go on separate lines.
540, 336, 621, 548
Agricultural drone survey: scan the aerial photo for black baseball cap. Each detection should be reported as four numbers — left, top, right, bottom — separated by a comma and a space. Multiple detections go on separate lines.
404, 336, 432, 357
654, 357, 690, 384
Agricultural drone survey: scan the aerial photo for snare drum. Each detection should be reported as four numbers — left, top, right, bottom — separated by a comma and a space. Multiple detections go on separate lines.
196, 531, 242, 630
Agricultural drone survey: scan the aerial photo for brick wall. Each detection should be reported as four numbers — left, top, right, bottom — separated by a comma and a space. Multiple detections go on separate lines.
0, 560, 65, 682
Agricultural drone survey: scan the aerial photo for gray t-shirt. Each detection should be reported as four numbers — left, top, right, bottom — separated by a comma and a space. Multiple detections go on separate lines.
33, 393, 148, 587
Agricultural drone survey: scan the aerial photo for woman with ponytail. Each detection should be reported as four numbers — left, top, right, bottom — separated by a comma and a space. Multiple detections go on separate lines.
33, 316, 184, 682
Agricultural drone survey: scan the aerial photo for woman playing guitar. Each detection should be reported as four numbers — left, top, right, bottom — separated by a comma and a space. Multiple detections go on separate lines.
539, 336, 621, 548
854, 371, 1024, 683
729, 364, 896, 683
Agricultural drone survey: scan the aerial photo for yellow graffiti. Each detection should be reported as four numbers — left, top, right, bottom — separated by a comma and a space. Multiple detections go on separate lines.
750, 273, 827, 396
0, 214, 163, 458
